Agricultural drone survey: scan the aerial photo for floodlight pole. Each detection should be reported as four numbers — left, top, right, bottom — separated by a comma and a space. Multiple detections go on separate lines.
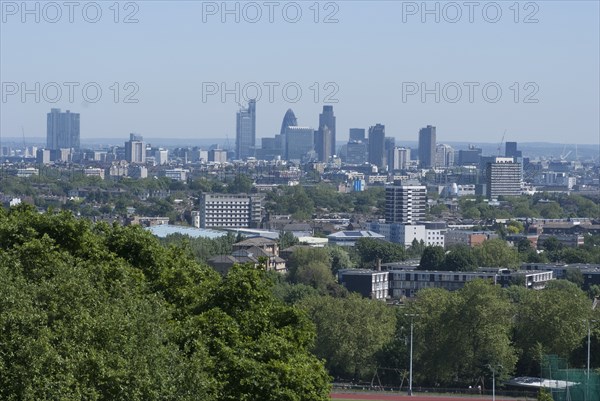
405, 313, 419, 396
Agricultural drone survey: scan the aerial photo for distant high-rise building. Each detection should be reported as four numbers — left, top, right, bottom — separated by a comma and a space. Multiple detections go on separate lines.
285, 126, 314, 161
385, 137, 396, 171
418, 125, 436, 168
368, 124, 386, 169
392, 147, 411, 170
125, 133, 146, 163
46, 108, 80, 150
155, 149, 169, 165
236, 99, 256, 160
505, 141, 522, 159
319, 105, 336, 157
349, 128, 365, 142
36, 149, 51, 165
458, 145, 482, 166
346, 141, 368, 165
278, 108, 298, 158
486, 157, 522, 199
280, 109, 298, 135
209, 148, 227, 163
314, 125, 332, 162
385, 184, 427, 224
435, 144, 455, 167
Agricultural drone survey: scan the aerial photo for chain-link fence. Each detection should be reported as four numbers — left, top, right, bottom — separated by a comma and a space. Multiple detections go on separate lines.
542, 355, 600, 401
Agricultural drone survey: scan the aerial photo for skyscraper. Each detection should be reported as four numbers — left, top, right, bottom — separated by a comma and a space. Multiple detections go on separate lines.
280, 109, 298, 135
368, 124, 386, 169
385, 136, 396, 171
46, 108, 80, 150
346, 141, 368, 165
486, 157, 522, 199
435, 144, 455, 167
418, 125, 436, 168
125, 133, 146, 163
505, 141, 522, 159
349, 128, 365, 142
285, 126, 314, 161
314, 125, 332, 162
385, 184, 427, 224
236, 99, 256, 160
278, 108, 298, 159
391, 147, 411, 170
319, 105, 336, 157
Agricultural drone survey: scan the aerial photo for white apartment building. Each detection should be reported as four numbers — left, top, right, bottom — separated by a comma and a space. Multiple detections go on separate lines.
200, 193, 264, 228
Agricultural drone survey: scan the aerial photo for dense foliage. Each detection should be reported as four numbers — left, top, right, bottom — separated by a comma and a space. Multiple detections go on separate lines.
418, 240, 519, 271
0, 206, 331, 401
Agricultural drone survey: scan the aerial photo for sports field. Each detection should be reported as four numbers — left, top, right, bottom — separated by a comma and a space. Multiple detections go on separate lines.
331, 393, 526, 401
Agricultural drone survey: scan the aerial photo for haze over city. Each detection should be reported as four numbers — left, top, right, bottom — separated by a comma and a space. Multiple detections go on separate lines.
1, 1, 599, 144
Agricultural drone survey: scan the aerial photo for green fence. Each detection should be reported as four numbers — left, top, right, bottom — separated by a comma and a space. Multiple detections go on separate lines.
541, 355, 600, 401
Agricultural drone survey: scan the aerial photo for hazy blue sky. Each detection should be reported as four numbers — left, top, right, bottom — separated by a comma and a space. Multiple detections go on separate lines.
1, 1, 599, 144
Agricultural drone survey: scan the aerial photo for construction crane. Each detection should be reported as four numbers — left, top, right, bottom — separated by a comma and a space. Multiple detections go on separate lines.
497, 129, 506, 157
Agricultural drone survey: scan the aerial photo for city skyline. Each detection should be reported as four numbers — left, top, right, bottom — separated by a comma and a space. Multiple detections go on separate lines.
1, 2, 598, 144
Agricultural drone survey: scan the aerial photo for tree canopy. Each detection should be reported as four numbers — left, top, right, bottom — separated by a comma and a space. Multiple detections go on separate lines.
0, 205, 331, 401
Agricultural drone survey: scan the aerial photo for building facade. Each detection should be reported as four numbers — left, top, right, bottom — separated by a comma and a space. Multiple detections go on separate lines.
236, 99, 256, 160
392, 147, 411, 170
319, 105, 336, 158
346, 140, 368, 165
368, 124, 386, 169
418, 125, 436, 168
200, 193, 264, 228
385, 184, 427, 224
338, 269, 389, 300
486, 157, 522, 199
47, 108, 80, 150
389, 268, 553, 298
435, 143, 454, 167
285, 126, 314, 161
125, 133, 146, 163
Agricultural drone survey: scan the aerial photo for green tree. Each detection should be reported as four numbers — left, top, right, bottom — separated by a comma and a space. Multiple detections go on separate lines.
279, 231, 299, 250
355, 238, 405, 266
513, 280, 592, 375
411, 280, 517, 386
328, 246, 355, 274
564, 268, 585, 287
443, 245, 478, 271
419, 246, 446, 270
227, 174, 253, 193
300, 294, 396, 380
0, 206, 332, 401
537, 388, 554, 401
473, 239, 519, 268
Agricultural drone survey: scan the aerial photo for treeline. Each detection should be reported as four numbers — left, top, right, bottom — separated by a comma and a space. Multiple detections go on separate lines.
418, 240, 520, 271
278, 278, 600, 388
0, 206, 331, 400
459, 193, 600, 220
257, 244, 600, 388
264, 184, 384, 219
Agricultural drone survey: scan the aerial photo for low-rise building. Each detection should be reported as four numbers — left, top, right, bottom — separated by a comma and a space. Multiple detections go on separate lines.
16, 168, 39, 178
369, 222, 426, 247
388, 268, 553, 298
338, 269, 389, 300
163, 168, 189, 181
444, 230, 498, 248
538, 233, 585, 248
84, 168, 105, 179
327, 230, 385, 246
